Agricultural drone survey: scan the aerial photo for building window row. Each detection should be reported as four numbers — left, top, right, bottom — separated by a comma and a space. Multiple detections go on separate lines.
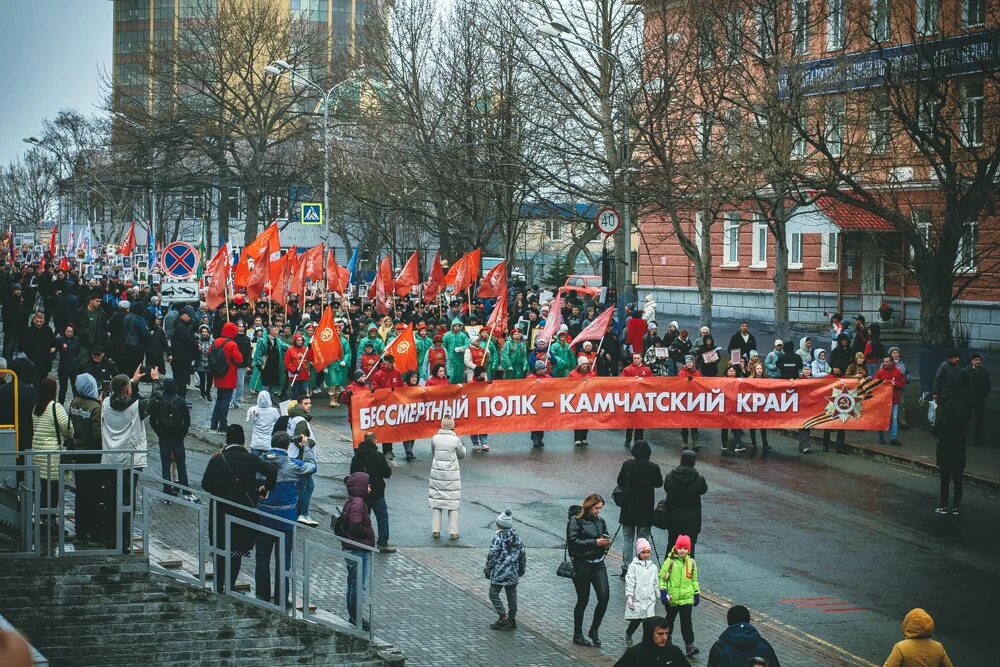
115, 30, 148, 55
116, 0, 150, 23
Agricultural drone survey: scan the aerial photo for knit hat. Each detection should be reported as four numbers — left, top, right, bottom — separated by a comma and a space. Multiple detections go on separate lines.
669, 321, 678, 329
635, 537, 651, 554
727, 605, 751, 625
576, 355, 589, 366
680, 449, 697, 466
684, 355, 695, 363
559, 324, 569, 333
441, 416, 455, 430
674, 534, 692, 551
534, 360, 547, 371
496, 508, 514, 529
226, 424, 245, 445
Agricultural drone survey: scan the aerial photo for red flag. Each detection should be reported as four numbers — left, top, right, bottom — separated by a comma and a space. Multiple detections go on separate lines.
294, 243, 325, 295
383, 322, 418, 374
271, 247, 297, 306
570, 307, 614, 347
234, 222, 280, 288
423, 252, 446, 303
204, 243, 231, 310
394, 251, 421, 297
59, 256, 70, 272
452, 252, 475, 293
537, 291, 564, 344
327, 249, 350, 294
246, 250, 270, 302
374, 255, 393, 315
444, 254, 463, 286
309, 306, 343, 371
485, 291, 508, 333
118, 222, 136, 256
478, 260, 507, 299
49, 226, 57, 256
466, 248, 481, 280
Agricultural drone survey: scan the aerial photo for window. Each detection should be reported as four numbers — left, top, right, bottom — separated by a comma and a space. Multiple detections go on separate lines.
267, 196, 289, 220
697, 16, 716, 68
910, 208, 932, 260
116, 0, 149, 22
694, 212, 706, 257
723, 213, 740, 266
115, 30, 147, 55
757, 4, 776, 58
916, 0, 938, 35
546, 219, 562, 240
869, 97, 891, 153
793, 0, 810, 55
961, 80, 984, 147
182, 191, 206, 219
793, 115, 809, 158
820, 232, 839, 268
871, 0, 890, 41
226, 187, 245, 220
827, 0, 845, 51
752, 216, 768, 267
724, 109, 741, 156
788, 231, 804, 268
695, 113, 714, 157
956, 222, 978, 271
825, 98, 844, 156
918, 88, 937, 134
964, 0, 985, 26
725, 11, 743, 62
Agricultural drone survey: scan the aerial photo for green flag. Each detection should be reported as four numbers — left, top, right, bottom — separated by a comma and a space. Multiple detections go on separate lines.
197, 221, 206, 279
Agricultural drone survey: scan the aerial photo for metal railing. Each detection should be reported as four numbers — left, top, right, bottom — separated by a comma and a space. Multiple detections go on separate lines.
0, 449, 378, 640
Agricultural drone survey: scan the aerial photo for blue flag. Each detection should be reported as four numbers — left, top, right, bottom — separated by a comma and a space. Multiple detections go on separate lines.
347, 246, 360, 284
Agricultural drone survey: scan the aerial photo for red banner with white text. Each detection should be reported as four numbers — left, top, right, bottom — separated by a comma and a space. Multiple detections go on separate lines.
350, 376, 891, 445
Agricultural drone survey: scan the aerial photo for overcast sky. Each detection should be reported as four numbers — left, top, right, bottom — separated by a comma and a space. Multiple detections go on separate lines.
0, 0, 112, 166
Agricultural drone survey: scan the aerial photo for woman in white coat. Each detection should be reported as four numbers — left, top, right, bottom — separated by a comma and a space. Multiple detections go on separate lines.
623, 537, 660, 645
428, 416, 466, 540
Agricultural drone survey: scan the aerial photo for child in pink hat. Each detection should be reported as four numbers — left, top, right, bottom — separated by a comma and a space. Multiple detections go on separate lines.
624, 537, 660, 645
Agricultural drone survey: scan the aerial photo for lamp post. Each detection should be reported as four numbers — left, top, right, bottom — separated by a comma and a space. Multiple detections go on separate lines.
265, 62, 356, 247
534, 20, 636, 323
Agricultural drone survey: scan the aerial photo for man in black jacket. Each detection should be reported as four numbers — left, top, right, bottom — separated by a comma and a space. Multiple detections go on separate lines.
349, 432, 396, 553
169, 306, 199, 399
663, 449, 708, 555
962, 353, 991, 447
614, 616, 691, 666
79, 346, 119, 386
616, 440, 663, 578
726, 321, 757, 362
707, 605, 780, 667
201, 425, 278, 593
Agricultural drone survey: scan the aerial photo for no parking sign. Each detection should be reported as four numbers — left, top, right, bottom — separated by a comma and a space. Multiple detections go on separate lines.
161, 242, 199, 279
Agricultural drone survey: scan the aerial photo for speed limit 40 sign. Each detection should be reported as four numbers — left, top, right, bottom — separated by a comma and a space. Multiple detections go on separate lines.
595, 207, 621, 235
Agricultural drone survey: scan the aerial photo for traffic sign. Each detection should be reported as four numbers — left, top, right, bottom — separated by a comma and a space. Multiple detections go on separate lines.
301, 203, 323, 225
595, 208, 621, 235
161, 242, 199, 279
159, 281, 200, 304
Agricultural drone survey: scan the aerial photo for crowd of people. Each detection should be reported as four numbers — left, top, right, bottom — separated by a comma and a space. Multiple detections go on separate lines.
0, 258, 979, 664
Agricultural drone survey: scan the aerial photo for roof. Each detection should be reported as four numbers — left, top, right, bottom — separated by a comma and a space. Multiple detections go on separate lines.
521, 201, 600, 221
814, 196, 895, 232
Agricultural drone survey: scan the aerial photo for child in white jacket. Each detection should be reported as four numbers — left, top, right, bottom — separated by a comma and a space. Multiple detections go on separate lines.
624, 537, 660, 644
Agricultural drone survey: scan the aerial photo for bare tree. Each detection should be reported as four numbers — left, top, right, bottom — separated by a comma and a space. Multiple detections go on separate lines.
0, 149, 59, 231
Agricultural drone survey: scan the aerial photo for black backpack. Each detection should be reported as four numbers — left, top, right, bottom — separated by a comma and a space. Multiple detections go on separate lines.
207, 340, 230, 377
153, 396, 189, 437
332, 507, 347, 537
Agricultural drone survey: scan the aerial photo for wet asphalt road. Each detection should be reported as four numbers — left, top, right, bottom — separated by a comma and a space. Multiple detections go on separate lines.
178, 402, 998, 665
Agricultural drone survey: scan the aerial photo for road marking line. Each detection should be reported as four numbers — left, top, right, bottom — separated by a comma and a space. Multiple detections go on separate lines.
779, 597, 838, 603
820, 607, 868, 613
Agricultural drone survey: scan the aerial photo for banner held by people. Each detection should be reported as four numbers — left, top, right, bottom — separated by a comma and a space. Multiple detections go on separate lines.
350, 376, 892, 445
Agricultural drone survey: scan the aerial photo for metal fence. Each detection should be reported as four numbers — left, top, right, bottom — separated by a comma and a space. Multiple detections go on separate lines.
0, 448, 377, 640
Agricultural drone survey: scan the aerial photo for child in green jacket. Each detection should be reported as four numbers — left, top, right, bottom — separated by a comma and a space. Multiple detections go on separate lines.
658, 534, 700, 658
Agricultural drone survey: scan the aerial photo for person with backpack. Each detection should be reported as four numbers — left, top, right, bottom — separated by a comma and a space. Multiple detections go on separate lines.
201, 425, 278, 594
485, 508, 526, 631
339, 471, 375, 630
150, 378, 196, 501
659, 534, 701, 658
209, 321, 244, 433
616, 440, 663, 579
663, 450, 708, 556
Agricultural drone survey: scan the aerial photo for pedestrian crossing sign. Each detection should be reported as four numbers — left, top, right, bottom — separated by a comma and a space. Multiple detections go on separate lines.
301, 203, 323, 225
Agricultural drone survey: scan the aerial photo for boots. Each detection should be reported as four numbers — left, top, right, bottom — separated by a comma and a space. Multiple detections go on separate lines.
691, 431, 701, 451
490, 615, 509, 630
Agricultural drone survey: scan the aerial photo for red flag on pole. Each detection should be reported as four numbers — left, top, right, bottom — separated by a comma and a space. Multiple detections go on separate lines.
118, 222, 137, 256
485, 289, 508, 333
327, 249, 350, 294
271, 247, 297, 306
374, 255, 393, 315
204, 242, 231, 310
48, 226, 57, 256
246, 250, 270, 302
234, 222, 280, 288
59, 256, 70, 272
451, 252, 475, 293
309, 306, 343, 371
444, 254, 463, 286
537, 291, 564, 344
478, 259, 507, 299
294, 243, 325, 295
570, 307, 614, 347
423, 252, 446, 303
394, 250, 420, 296
383, 322, 418, 374
466, 248, 481, 281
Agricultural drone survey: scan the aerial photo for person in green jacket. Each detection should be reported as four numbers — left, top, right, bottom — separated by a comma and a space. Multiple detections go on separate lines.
250, 324, 289, 397
355, 323, 385, 369
442, 317, 470, 384
415, 324, 433, 381
549, 327, 575, 378
658, 534, 700, 658
324, 319, 353, 407
500, 327, 528, 379
485, 334, 501, 380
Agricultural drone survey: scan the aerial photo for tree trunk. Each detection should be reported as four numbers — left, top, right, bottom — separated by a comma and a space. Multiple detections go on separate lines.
244, 189, 260, 247
772, 230, 790, 342
697, 218, 713, 328
217, 185, 230, 246
917, 275, 955, 347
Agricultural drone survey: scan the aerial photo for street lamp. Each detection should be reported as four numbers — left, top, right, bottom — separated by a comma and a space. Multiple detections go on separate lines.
535, 20, 636, 321
265, 60, 357, 248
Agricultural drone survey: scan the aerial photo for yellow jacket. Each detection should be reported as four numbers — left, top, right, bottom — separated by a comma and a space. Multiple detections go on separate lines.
884, 608, 953, 667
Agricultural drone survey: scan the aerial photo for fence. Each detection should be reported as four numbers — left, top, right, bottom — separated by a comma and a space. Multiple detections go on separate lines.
0, 448, 377, 640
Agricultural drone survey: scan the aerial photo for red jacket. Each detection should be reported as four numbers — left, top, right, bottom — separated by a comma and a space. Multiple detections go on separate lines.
371, 366, 403, 389
625, 316, 648, 354
678, 366, 702, 379
425, 376, 449, 387
621, 363, 652, 378
568, 368, 596, 379
874, 365, 907, 404
212, 322, 244, 389
284, 335, 310, 382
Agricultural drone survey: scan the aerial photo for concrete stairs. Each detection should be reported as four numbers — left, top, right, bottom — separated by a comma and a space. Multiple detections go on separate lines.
0, 556, 403, 666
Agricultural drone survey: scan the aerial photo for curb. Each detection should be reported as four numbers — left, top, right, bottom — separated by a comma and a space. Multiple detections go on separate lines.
777, 429, 1000, 492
